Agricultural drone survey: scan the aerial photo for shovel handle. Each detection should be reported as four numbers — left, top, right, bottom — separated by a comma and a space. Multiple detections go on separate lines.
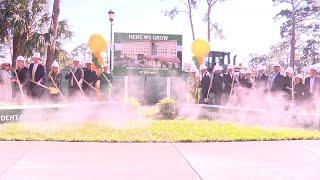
29, 79, 49, 90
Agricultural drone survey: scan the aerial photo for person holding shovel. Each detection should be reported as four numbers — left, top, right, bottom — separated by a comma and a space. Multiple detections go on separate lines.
199, 64, 210, 104
12, 56, 29, 103
48, 61, 62, 103
65, 59, 84, 97
28, 52, 46, 100
99, 64, 113, 100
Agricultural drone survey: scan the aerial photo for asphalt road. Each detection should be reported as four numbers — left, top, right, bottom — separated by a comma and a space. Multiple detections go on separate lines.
0, 141, 319, 180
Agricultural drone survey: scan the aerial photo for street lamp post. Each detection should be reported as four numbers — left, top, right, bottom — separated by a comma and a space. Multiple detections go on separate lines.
108, 10, 115, 72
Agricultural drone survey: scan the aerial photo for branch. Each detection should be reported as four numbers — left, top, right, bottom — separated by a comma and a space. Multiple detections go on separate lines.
296, 16, 318, 23
293, 0, 304, 9
178, 0, 190, 10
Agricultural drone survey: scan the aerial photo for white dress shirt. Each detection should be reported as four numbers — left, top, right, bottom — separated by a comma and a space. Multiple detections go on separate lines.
310, 77, 315, 93
32, 63, 39, 80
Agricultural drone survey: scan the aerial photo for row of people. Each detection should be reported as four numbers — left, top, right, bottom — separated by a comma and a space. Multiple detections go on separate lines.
0, 53, 112, 104
64, 58, 112, 99
199, 62, 320, 105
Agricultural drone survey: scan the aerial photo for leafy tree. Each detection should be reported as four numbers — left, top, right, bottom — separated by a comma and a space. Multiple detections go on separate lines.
267, 40, 290, 65
164, 0, 198, 40
248, 54, 268, 68
0, 0, 50, 66
55, 49, 72, 69
71, 43, 89, 61
203, 0, 225, 42
46, 0, 60, 73
163, 0, 225, 42
0, 0, 72, 68
301, 39, 320, 65
273, 0, 320, 70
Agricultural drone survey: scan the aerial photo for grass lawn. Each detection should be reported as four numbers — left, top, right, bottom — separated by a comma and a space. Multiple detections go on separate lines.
0, 120, 320, 142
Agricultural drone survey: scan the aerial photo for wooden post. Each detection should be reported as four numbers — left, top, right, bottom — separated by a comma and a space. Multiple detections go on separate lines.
167, 77, 171, 98
124, 76, 128, 97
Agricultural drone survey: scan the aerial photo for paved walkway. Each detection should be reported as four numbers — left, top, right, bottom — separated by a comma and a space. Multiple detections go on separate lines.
0, 141, 319, 180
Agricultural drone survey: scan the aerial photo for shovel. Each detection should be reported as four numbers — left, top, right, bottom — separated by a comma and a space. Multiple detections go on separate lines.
30, 80, 59, 95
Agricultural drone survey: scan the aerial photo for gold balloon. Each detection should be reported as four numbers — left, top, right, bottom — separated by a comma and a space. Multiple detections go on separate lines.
88, 34, 108, 53
191, 39, 210, 58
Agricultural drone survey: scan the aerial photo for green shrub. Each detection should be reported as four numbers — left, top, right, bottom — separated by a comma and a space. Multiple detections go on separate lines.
157, 98, 177, 119
124, 97, 141, 109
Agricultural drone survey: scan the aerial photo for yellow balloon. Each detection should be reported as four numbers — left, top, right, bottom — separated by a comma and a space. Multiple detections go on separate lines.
88, 34, 108, 53
191, 39, 210, 58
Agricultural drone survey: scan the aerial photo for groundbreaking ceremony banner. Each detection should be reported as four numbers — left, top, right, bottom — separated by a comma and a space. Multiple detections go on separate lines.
113, 32, 182, 76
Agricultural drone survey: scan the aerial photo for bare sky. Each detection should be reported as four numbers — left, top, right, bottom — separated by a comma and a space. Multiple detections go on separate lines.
59, 0, 282, 65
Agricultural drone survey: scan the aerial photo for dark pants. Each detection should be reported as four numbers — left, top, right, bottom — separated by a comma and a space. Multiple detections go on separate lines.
68, 86, 81, 97
214, 93, 222, 105
28, 84, 44, 99
223, 89, 231, 105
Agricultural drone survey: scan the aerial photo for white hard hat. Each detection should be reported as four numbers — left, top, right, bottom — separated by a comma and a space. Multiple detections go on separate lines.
200, 64, 207, 70
273, 62, 280, 67
32, 52, 41, 59
227, 64, 234, 69
245, 69, 252, 74
16, 56, 26, 62
84, 59, 92, 64
309, 66, 317, 71
285, 67, 294, 73
214, 65, 222, 71
257, 64, 265, 71
239, 69, 245, 74
51, 61, 59, 68
295, 74, 303, 79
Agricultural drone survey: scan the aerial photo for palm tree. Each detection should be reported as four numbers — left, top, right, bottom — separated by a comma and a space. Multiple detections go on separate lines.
46, 0, 60, 72
0, 0, 72, 69
0, 0, 50, 66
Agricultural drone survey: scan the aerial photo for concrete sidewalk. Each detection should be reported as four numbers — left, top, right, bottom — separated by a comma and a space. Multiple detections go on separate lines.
0, 141, 319, 180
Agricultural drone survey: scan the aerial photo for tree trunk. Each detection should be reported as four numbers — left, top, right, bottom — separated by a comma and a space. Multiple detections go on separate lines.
187, 0, 195, 40
207, 8, 211, 43
290, 15, 296, 70
207, 1, 212, 43
46, 0, 60, 74
12, 34, 24, 67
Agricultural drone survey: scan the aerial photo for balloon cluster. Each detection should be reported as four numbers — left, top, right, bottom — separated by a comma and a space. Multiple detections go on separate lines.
88, 34, 108, 74
191, 39, 210, 65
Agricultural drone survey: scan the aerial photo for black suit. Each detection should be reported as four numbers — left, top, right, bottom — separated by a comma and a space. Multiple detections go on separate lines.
65, 67, 84, 96
212, 73, 224, 105
239, 77, 252, 89
294, 83, 304, 103
13, 67, 29, 99
255, 73, 268, 90
82, 68, 99, 97
304, 76, 320, 98
223, 73, 235, 104
270, 72, 284, 92
200, 71, 211, 104
28, 63, 46, 98
223, 73, 233, 94
282, 76, 293, 97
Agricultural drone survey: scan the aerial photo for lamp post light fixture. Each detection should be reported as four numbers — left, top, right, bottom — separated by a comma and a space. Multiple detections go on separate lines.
108, 10, 115, 72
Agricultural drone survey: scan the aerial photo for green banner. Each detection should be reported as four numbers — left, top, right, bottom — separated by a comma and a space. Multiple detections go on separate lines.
113, 32, 182, 76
